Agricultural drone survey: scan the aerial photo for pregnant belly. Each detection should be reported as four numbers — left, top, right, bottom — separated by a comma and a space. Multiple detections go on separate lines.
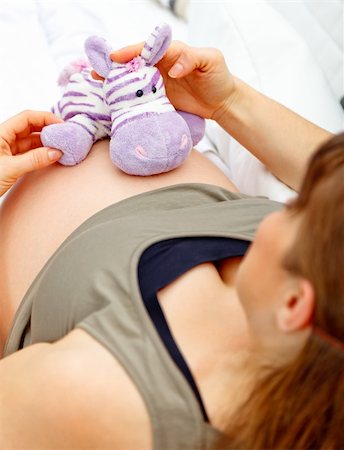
0, 140, 237, 350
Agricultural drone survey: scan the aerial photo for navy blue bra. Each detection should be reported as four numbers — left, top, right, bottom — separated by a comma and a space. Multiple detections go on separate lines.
138, 237, 250, 422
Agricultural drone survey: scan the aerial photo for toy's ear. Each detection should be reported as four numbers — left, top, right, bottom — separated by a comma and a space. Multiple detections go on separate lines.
141, 23, 172, 66
85, 36, 113, 78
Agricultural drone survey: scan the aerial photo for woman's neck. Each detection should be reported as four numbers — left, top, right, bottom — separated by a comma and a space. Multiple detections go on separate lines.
187, 259, 261, 430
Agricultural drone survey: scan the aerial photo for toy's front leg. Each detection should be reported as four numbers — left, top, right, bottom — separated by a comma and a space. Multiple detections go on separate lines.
176, 111, 205, 146
41, 114, 109, 166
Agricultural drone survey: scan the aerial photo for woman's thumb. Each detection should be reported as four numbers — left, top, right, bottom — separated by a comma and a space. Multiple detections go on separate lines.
111, 42, 144, 63
166, 45, 221, 79
168, 61, 185, 78
11, 147, 62, 177
166, 44, 200, 79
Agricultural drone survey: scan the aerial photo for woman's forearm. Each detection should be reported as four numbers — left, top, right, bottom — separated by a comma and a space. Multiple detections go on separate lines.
214, 77, 333, 191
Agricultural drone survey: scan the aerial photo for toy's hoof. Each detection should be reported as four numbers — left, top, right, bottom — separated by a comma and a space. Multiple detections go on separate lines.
176, 111, 205, 145
41, 122, 93, 166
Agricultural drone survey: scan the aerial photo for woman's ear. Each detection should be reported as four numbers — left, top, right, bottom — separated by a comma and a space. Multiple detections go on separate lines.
277, 279, 315, 332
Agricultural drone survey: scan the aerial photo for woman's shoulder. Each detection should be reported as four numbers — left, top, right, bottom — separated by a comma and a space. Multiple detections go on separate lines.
0, 329, 152, 450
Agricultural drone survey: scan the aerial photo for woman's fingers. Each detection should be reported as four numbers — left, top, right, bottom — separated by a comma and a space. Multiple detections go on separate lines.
0, 110, 62, 142
90, 70, 105, 81
0, 111, 64, 196
165, 44, 225, 78
5, 147, 62, 178
0, 110, 64, 196
110, 40, 198, 78
111, 40, 224, 82
1, 131, 59, 157
110, 40, 188, 72
110, 42, 144, 63
0, 145, 62, 196
10, 133, 43, 155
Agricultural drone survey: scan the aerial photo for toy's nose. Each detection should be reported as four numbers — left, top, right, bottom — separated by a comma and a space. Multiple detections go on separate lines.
134, 134, 190, 161
180, 134, 189, 150
135, 145, 147, 158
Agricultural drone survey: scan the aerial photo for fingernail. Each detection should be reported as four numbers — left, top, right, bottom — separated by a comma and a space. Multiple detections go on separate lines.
48, 150, 62, 161
168, 62, 184, 78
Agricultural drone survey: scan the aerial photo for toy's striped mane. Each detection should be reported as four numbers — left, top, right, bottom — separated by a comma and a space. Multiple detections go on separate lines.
57, 58, 90, 87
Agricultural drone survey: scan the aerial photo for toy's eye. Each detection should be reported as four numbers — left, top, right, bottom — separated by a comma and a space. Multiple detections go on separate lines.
136, 90, 143, 97
152, 85, 157, 94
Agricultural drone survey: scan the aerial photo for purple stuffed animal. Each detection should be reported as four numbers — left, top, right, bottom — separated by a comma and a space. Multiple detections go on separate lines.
41, 23, 205, 176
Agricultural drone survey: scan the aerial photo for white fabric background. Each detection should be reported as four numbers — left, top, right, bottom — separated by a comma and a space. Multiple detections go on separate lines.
188, 0, 344, 201
0, 0, 186, 121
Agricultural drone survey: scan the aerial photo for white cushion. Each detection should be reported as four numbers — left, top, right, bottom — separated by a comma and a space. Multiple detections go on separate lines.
267, 0, 344, 102
188, 0, 344, 202
0, 1, 60, 121
37, 0, 187, 72
0, 0, 186, 122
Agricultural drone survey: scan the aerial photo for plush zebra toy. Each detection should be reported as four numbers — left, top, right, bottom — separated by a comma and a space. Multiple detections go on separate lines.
41, 23, 205, 176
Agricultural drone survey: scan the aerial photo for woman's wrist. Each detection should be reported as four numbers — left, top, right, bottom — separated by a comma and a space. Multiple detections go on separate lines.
211, 76, 243, 129
210, 75, 333, 191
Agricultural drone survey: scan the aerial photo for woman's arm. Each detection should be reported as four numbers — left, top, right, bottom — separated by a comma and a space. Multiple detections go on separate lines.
213, 77, 333, 191
0, 330, 151, 449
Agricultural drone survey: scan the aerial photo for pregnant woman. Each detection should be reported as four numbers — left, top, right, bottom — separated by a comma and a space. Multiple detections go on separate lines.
0, 42, 343, 450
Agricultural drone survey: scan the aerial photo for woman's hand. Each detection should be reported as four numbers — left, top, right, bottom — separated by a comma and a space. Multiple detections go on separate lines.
109, 40, 332, 192
109, 41, 237, 121
0, 110, 63, 197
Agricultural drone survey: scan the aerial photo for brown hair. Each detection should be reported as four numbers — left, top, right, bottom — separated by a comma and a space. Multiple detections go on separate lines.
217, 133, 344, 449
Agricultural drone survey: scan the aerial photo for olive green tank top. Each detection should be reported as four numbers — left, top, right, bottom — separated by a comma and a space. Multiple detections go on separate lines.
4, 183, 281, 450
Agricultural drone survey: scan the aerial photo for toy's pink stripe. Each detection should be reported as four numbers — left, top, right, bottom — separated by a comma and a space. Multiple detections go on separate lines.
151, 70, 161, 88
109, 98, 148, 112
64, 91, 88, 97
68, 121, 96, 139
107, 70, 128, 83
90, 91, 104, 101
64, 111, 111, 121
111, 111, 156, 135
143, 43, 152, 53
105, 77, 141, 100
109, 73, 162, 105
81, 73, 104, 88
105, 76, 136, 100
60, 102, 95, 114
110, 110, 129, 120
